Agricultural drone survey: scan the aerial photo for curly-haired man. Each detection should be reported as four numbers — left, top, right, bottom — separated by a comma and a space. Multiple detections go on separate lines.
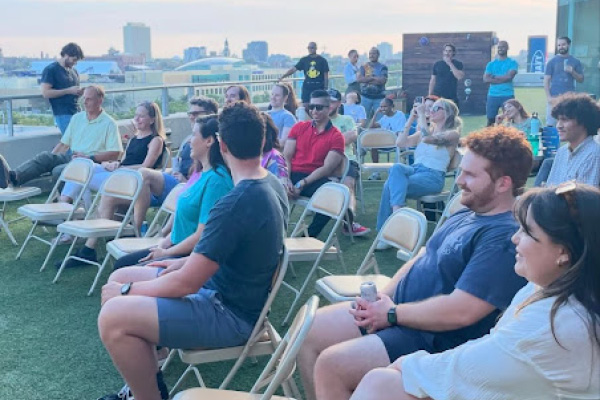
298, 126, 533, 400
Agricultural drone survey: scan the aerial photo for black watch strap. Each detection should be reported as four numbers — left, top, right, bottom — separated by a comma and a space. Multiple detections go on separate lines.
387, 306, 397, 325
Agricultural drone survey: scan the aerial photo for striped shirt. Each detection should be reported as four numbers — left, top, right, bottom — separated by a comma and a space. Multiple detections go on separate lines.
546, 136, 600, 187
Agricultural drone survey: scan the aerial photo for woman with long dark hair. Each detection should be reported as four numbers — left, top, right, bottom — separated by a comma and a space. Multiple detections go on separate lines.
352, 183, 600, 400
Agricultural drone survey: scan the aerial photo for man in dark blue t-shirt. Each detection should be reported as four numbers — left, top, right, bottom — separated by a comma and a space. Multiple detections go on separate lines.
97, 102, 289, 400
40, 42, 84, 135
298, 126, 533, 400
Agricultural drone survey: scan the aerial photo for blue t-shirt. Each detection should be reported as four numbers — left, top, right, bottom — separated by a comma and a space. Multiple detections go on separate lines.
171, 165, 233, 244
343, 103, 367, 123
194, 173, 289, 324
545, 55, 584, 97
394, 208, 526, 351
360, 62, 388, 99
267, 109, 297, 139
344, 62, 359, 85
178, 140, 193, 179
485, 58, 519, 97
377, 111, 407, 133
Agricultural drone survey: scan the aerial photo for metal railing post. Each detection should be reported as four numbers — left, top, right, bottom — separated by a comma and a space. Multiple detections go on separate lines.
161, 87, 169, 117
187, 87, 195, 101
7, 99, 14, 137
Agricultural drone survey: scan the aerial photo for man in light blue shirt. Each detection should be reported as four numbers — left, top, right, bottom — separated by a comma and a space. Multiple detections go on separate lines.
483, 41, 518, 126
344, 49, 360, 94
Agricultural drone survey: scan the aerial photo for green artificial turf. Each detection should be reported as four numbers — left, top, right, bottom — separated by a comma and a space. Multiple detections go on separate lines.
0, 103, 542, 399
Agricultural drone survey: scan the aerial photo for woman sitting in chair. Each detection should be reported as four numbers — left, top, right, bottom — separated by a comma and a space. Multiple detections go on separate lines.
495, 98, 532, 134
352, 183, 600, 400
60, 101, 166, 207
375, 98, 460, 236
261, 113, 288, 185
61, 116, 233, 269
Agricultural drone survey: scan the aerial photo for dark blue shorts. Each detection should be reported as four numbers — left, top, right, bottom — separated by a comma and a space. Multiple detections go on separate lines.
374, 324, 435, 362
150, 173, 179, 207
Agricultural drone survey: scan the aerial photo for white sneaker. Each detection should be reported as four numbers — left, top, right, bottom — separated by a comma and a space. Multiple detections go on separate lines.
52, 233, 74, 246
375, 241, 392, 251
368, 172, 382, 181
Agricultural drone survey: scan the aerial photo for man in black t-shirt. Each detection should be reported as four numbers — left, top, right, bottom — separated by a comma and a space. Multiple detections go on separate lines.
279, 42, 329, 108
97, 102, 288, 400
41, 42, 85, 135
428, 43, 464, 107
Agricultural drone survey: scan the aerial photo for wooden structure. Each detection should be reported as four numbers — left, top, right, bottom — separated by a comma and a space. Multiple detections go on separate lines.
402, 32, 496, 115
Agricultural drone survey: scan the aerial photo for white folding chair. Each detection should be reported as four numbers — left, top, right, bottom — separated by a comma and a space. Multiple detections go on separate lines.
162, 248, 290, 395
172, 296, 319, 400
433, 190, 464, 233
88, 183, 185, 295
53, 169, 143, 291
356, 128, 399, 213
15, 158, 95, 270
0, 187, 42, 245
315, 207, 427, 303
282, 182, 349, 325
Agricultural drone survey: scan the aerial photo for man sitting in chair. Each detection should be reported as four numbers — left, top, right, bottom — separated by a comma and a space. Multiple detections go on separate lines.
96, 102, 289, 400
297, 126, 533, 400
283, 89, 345, 238
0, 85, 121, 191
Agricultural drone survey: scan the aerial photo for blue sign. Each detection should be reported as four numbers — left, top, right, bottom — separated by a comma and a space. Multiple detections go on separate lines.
528, 36, 547, 73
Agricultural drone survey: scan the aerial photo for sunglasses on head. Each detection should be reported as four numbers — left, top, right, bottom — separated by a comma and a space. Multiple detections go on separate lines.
308, 104, 327, 111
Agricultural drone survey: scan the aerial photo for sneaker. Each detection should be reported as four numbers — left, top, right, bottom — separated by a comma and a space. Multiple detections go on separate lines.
51, 233, 74, 246
55, 246, 97, 269
0, 154, 10, 189
375, 241, 392, 251
368, 172, 382, 181
343, 222, 371, 237
97, 371, 169, 400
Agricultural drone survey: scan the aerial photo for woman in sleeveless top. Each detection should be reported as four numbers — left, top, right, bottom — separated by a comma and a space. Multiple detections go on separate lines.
376, 98, 461, 231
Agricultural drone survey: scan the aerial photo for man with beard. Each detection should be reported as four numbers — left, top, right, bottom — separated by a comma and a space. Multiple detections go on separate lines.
357, 47, 388, 119
297, 126, 532, 400
483, 41, 518, 126
41, 42, 85, 135
429, 43, 464, 107
544, 37, 584, 126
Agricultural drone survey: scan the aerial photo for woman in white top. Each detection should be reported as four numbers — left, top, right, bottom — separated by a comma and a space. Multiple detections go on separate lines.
353, 183, 600, 400
376, 98, 460, 231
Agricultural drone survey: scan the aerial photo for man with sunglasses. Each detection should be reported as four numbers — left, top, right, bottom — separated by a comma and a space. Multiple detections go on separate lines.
545, 93, 600, 187
283, 89, 345, 237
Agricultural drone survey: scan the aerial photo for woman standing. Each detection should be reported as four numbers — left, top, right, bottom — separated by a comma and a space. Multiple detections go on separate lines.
352, 183, 600, 400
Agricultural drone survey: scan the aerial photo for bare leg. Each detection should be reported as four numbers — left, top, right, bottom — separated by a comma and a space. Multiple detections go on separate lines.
350, 368, 423, 400
315, 334, 390, 400
343, 176, 357, 215
298, 302, 365, 400
134, 168, 166, 231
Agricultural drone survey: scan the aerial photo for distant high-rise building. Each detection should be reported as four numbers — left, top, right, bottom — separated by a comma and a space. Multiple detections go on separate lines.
243, 41, 268, 63
184, 47, 207, 63
223, 39, 231, 57
377, 42, 393, 61
123, 22, 152, 61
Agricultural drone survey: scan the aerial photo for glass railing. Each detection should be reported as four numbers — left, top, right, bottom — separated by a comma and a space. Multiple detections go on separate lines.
0, 71, 402, 136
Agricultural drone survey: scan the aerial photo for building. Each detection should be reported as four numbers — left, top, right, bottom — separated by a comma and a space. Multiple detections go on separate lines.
184, 47, 207, 63
222, 39, 231, 58
377, 42, 393, 62
556, 0, 599, 97
123, 22, 152, 61
243, 41, 269, 63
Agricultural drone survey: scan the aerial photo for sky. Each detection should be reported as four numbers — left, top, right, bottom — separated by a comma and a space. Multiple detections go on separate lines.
1, 0, 557, 59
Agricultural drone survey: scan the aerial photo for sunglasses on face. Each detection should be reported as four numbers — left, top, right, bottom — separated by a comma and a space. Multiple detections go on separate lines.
188, 110, 207, 117
308, 104, 327, 111
431, 105, 444, 112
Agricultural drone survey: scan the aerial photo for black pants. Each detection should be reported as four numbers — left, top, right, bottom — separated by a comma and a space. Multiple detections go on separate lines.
113, 249, 184, 270
290, 172, 353, 237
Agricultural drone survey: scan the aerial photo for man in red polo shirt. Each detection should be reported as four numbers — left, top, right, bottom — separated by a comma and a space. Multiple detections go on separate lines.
283, 89, 345, 237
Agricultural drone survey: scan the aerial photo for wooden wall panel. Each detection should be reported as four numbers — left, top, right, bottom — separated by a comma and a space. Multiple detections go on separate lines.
402, 32, 496, 115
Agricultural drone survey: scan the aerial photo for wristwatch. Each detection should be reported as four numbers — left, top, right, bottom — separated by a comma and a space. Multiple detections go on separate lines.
387, 306, 397, 325
121, 282, 133, 295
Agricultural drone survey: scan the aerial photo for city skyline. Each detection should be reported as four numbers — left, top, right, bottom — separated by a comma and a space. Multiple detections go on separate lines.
2, 0, 556, 59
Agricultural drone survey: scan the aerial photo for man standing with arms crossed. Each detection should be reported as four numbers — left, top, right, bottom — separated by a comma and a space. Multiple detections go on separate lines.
357, 47, 388, 119
279, 42, 329, 109
429, 43, 464, 107
483, 41, 518, 126
544, 36, 584, 126
41, 42, 85, 135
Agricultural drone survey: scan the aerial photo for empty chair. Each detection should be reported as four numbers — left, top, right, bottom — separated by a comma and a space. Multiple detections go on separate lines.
0, 186, 42, 245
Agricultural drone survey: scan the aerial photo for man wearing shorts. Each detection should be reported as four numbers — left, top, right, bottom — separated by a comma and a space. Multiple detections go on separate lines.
297, 126, 533, 400
97, 102, 288, 400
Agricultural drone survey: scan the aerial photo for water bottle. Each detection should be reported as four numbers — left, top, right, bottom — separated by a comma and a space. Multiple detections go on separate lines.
529, 112, 540, 156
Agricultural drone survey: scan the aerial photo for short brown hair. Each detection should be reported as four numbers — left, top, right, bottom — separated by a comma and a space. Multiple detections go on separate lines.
462, 126, 533, 196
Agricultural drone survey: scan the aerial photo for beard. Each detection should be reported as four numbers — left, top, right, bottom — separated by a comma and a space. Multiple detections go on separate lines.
460, 180, 497, 213
558, 48, 568, 55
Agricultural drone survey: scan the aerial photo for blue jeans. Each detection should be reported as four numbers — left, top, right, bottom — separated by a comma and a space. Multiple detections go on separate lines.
486, 95, 514, 126
376, 163, 445, 230
362, 96, 383, 119
54, 114, 73, 136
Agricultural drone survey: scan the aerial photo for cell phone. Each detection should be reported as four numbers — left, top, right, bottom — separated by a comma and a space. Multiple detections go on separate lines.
415, 96, 424, 104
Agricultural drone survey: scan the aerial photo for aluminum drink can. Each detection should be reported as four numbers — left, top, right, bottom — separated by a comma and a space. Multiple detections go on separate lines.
360, 281, 378, 303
